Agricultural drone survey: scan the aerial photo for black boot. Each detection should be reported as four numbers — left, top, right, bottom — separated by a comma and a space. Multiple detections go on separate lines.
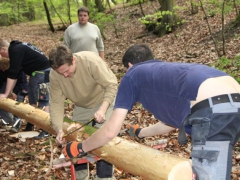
1, 119, 11, 126
23, 122, 34, 131
9, 118, 22, 133
34, 130, 49, 140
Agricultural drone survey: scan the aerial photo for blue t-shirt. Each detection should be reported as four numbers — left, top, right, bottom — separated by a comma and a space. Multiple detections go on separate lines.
114, 60, 228, 133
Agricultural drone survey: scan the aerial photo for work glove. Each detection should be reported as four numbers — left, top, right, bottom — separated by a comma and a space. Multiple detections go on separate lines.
126, 124, 143, 139
63, 141, 87, 160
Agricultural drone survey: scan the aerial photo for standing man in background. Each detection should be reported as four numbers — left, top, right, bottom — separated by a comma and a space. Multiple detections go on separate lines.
63, 6, 105, 59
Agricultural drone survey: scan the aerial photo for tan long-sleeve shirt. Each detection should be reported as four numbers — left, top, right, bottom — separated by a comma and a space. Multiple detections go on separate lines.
49, 51, 117, 132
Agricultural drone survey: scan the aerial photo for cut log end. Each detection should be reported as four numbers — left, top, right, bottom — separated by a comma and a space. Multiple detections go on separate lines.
168, 160, 192, 180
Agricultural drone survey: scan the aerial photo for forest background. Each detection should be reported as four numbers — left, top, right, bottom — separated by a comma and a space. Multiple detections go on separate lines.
0, 0, 240, 179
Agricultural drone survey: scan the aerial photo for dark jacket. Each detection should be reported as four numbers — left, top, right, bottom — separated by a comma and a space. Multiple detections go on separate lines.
8, 40, 50, 78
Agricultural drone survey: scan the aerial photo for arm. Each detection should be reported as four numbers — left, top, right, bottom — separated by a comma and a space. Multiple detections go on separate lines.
89, 56, 118, 121
0, 78, 17, 99
99, 51, 104, 60
63, 29, 70, 48
94, 100, 110, 123
49, 71, 66, 144
138, 122, 175, 138
83, 108, 128, 152
96, 26, 104, 60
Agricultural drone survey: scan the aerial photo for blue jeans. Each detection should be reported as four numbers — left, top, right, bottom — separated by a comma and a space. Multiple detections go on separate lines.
28, 68, 50, 108
0, 82, 26, 124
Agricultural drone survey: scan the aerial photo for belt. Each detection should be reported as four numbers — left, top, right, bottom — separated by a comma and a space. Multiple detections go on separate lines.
32, 71, 44, 76
191, 93, 240, 114
32, 68, 50, 76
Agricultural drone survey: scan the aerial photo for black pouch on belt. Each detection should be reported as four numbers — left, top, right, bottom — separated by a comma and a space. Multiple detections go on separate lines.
189, 117, 211, 145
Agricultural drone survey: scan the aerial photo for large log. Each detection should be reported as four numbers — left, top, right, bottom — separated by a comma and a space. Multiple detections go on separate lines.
0, 98, 192, 180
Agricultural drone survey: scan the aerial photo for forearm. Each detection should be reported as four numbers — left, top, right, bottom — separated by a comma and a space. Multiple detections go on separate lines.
5, 78, 17, 96
83, 108, 128, 152
138, 122, 175, 138
49, 101, 65, 132
99, 51, 104, 60
98, 100, 110, 114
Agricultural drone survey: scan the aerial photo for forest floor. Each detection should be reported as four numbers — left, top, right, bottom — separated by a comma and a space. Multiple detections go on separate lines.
0, 0, 240, 179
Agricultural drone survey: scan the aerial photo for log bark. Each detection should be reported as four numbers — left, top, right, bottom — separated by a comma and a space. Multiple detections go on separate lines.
0, 98, 192, 180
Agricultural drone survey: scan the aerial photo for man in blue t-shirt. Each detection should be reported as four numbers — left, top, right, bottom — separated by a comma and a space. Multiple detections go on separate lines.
63, 44, 240, 180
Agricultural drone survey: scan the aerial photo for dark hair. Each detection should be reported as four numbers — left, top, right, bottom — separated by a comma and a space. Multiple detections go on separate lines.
122, 44, 154, 68
77, 6, 89, 15
49, 45, 73, 70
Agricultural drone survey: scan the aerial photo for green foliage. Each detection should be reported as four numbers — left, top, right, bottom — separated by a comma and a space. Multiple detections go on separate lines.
139, 10, 185, 33
59, 36, 64, 42
0, 0, 80, 25
127, 0, 144, 6
211, 56, 240, 83
87, 2, 117, 35
203, 0, 238, 17
64, 99, 72, 104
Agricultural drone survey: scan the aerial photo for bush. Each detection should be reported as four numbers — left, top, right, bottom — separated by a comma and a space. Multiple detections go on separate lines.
211, 56, 240, 83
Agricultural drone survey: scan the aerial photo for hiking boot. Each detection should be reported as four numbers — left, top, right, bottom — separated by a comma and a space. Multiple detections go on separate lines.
34, 130, 49, 140
23, 122, 34, 131
9, 118, 22, 133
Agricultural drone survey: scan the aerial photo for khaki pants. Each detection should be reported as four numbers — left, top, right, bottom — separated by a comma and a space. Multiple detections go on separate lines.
73, 101, 115, 180
73, 101, 114, 127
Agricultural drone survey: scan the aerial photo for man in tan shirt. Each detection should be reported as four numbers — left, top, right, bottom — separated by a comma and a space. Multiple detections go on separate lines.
49, 45, 117, 180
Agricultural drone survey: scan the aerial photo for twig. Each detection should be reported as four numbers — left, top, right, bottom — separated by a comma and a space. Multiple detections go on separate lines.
199, 0, 221, 57
46, 136, 53, 176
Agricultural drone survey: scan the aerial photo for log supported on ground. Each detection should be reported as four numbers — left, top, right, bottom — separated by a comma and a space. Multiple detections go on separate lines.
0, 98, 192, 180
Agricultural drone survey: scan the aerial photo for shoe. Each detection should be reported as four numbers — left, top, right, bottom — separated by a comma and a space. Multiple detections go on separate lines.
34, 131, 49, 140
9, 118, 22, 133
1, 119, 10, 126
9, 126, 19, 133
23, 122, 34, 131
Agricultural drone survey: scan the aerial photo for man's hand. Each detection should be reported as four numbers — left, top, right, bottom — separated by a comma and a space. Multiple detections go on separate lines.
56, 129, 66, 145
63, 141, 86, 160
94, 109, 106, 123
9, 92, 17, 100
0, 94, 8, 99
126, 124, 142, 139
94, 100, 110, 123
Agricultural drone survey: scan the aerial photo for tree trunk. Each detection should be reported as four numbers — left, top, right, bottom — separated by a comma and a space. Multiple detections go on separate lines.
49, 0, 68, 28
43, 0, 55, 33
190, 0, 198, 15
66, 0, 72, 25
0, 98, 192, 180
95, 0, 105, 12
155, 0, 180, 36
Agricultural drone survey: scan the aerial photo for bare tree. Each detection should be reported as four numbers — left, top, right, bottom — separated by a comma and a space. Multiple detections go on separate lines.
95, 0, 105, 12
43, 0, 55, 32
190, 0, 198, 14
48, 0, 68, 27
221, 0, 226, 55
155, 0, 180, 36
66, 0, 72, 25
199, 0, 220, 57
